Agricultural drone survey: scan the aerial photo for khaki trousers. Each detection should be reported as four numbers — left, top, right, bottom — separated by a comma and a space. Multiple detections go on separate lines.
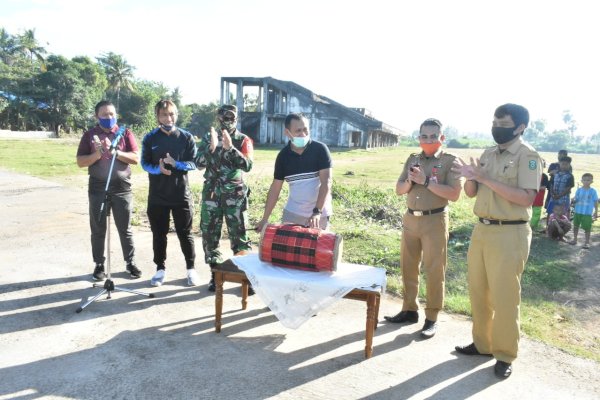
467, 223, 531, 363
400, 211, 448, 321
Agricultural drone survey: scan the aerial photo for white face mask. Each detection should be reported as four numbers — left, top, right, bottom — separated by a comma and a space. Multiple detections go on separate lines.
292, 135, 310, 148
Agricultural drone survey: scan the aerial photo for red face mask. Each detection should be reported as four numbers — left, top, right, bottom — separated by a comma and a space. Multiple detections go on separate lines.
420, 142, 442, 155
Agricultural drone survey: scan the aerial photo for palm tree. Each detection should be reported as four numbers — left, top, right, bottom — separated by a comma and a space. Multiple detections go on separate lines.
0, 28, 17, 65
562, 110, 578, 138
15, 29, 47, 71
97, 52, 135, 110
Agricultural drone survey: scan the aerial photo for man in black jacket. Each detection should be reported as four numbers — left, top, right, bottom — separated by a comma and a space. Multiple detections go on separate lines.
141, 99, 198, 287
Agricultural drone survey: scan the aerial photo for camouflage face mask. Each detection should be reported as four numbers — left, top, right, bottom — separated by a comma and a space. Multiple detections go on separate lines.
220, 119, 236, 132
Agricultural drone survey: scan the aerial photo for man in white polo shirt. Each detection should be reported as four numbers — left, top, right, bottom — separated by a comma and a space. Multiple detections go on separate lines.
256, 113, 332, 231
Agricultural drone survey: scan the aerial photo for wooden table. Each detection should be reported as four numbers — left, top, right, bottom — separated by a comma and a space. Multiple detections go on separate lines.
212, 260, 381, 359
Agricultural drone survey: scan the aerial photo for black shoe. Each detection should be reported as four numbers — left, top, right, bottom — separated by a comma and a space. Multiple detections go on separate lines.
420, 319, 437, 338
92, 264, 106, 281
208, 272, 216, 292
126, 263, 142, 279
455, 342, 493, 356
494, 360, 512, 379
384, 310, 419, 324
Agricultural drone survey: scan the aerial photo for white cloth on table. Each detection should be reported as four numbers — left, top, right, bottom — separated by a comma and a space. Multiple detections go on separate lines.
231, 253, 386, 329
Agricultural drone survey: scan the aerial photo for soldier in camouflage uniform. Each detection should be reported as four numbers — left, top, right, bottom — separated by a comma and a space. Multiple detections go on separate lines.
195, 105, 253, 291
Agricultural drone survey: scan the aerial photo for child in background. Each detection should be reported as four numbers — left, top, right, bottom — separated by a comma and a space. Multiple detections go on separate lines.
570, 173, 598, 249
547, 203, 571, 242
549, 156, 574, 219
531, 166, 549, 229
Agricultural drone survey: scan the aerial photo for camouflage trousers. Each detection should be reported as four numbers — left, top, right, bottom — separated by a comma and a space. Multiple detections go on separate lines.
200, 192, 251, 264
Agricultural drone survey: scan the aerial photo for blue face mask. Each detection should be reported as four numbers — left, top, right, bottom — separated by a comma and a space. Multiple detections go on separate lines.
292, 136, 310, 148
161, 124, 174, 132
99, 117, 117, 129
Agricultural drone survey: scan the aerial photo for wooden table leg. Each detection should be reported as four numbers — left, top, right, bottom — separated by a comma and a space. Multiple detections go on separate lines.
374, 294, 380, 330
215, 271, 224, 333
241, 280, 248, 310
364, 293, 377, 358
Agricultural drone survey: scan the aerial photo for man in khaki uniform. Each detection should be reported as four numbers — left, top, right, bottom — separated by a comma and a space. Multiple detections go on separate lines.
384, 118, 461, 338
453, 103, 542, 379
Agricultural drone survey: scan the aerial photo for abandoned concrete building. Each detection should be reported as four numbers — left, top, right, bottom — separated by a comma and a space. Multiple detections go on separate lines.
220, 76, 404, 148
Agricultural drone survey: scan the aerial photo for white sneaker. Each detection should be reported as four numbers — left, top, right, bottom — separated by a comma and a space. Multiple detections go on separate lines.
186, 269, 199, 286
150, 269, 166, 287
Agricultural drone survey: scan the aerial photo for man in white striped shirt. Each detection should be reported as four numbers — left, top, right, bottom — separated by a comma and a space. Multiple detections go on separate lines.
256, 113, 332, 232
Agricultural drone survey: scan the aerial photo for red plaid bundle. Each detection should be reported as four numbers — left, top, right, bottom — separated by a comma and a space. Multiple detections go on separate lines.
259, 224, 343, 272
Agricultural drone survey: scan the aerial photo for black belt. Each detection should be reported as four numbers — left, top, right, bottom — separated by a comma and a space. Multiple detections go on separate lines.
407, 207, 446, 216
479, 218, 527, 225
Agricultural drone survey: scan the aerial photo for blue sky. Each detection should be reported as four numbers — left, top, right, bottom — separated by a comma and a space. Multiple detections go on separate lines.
2, 0, 598, 136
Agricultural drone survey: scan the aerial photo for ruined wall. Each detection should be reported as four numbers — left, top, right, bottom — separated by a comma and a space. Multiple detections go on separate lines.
310, 118, 339, 146
340, 121, 363, 147
287, 95, 312, 114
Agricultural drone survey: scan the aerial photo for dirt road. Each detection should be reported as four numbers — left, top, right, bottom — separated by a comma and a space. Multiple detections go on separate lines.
1, 169, 599, 400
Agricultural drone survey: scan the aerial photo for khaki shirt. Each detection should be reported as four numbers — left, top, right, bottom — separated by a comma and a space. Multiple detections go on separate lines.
473, 138, 542, 221
399, 149, 460, 210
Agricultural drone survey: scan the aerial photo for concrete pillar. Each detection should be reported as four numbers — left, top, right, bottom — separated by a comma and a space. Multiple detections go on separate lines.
259, 82, 269, 144
220, 79, 227, 105
258, 85, 263, 112
236, 80, 244, 111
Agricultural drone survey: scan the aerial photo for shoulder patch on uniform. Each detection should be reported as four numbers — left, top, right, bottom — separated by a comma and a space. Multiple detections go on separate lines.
529, 160, 537, 170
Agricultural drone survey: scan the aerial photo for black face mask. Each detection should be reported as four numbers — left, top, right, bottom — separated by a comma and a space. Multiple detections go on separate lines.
491, 126, 517, 144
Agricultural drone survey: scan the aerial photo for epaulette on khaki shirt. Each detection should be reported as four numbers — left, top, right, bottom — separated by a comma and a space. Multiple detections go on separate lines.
473, 138, 542, 221
399, 149, 460, 210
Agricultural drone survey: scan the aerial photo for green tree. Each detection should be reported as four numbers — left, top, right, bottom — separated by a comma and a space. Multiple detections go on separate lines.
524, 119, 546, 143
443, 125, 459, 140
562, 110, 577, 137
541, 129, 571, 152
97, 52, 135, 111
588, 132, 600, 154
0, 28, 18, 65
14, 29, 47, 72
34, 55, 106, 135
69, 56, 107, 129
0, 28, 47, 129
185, 101, 219, 136
168, 87, 192, 128
118, 79, 168, 134
243, 93, 259, 112
0, 30, 37, 130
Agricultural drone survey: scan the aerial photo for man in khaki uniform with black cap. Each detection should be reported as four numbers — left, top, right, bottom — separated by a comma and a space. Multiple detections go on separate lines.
384, 118, 461, 338
453, 103, 542, 379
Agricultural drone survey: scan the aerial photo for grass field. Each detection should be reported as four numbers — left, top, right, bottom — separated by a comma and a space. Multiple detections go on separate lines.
1, 138, 599, 360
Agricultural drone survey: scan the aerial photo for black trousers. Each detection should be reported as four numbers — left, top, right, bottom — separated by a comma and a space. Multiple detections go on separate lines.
89, 191, 135, 266
147, 203, 195, 269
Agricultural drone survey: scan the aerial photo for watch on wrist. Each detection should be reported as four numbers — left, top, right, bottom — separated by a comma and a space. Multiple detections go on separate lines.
312, 207, 322, 215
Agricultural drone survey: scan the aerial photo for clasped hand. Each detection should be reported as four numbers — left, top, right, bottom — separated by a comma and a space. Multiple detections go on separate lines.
452, 157, 486, 182
159, 152, 176, 175
94, 138, 111, 156
408, 166, 426, 185
209, 128, 232, 153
